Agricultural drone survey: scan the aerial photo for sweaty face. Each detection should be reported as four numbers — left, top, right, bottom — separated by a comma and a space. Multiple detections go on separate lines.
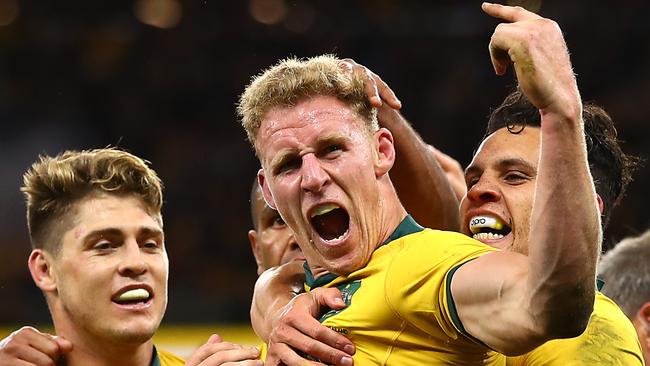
48, 194, 168, 344
249, 189, 304, 275
460, 127, 541, 255
256, 95, 389, 276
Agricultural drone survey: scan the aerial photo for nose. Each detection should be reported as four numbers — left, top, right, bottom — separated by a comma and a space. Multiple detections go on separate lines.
300, 154, 330, 193
118, 240, 147, 277
466, 177, 501, 203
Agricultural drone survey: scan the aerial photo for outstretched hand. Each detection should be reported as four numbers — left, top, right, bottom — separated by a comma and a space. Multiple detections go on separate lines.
265, 287, 355, 366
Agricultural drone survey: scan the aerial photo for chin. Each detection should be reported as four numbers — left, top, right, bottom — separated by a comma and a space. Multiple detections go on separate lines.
106, 324, 157, 344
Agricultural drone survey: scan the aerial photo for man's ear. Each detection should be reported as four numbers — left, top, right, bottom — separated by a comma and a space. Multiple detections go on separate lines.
374, 128, 395, 177
247, 229, 265, 276
596, 194, 605, 215
258, 169, 276, 210
28, 249, 57, 292
638, 301, 650, 326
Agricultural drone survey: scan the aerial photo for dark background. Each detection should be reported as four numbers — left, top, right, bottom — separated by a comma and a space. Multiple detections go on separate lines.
1, 0, 649, 325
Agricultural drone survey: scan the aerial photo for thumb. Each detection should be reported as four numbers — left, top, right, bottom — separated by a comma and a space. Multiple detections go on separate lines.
313, 287, 346, 310
53, 335, 73, 354
207, 333, 223, 344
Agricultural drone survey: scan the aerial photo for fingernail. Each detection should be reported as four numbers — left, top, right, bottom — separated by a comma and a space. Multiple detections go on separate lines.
335, 297, 346, 306
341, 356, 354, 366
344, 344, 355, 354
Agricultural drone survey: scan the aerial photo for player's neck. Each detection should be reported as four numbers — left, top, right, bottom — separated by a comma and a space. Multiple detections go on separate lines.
63, 340, 154, 366
54, 322, 154, 366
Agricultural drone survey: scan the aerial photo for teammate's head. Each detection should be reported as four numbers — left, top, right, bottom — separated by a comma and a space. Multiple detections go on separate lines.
598, 229, 650, 362
248, 178, 303, 275
239, 55, 399, 275
23, 148, 168, 348
460, 90, 636, 254
23, 148, 164, 254
485, 89, 637, 229
237, 54, 378, 155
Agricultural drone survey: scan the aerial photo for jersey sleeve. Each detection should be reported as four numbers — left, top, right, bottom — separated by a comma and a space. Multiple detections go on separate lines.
384, 229, 497, 339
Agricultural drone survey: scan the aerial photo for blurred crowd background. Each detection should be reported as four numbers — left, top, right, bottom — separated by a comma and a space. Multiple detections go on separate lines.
1, 0, 649, 328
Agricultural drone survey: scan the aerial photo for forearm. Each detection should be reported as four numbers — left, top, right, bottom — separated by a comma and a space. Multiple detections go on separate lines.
250, 262, 306, 341
528, 106, 600, 336
381, 107, 460, 230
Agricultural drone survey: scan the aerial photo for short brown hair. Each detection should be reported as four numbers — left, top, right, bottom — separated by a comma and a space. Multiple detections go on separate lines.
237, 54, 378, 153
21, 148, 164, 254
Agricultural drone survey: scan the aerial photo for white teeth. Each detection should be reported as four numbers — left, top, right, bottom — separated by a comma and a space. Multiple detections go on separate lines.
473, 232, 505, 240
468, 215, 505, 234
116, 288, 150, 302
311, 203, 340, 218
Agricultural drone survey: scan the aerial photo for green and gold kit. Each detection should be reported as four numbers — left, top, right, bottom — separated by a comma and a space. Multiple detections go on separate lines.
304, 215, 504, 365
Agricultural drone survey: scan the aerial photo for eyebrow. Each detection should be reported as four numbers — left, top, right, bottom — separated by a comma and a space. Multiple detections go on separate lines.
497, 157, 535, 171
83, 227, 163, 242
270, 148, 299, 174
465, 157, 535, 177
269, 133, 348, 173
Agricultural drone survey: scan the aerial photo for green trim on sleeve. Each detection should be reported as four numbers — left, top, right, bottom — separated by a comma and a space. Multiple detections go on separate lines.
446, 263, 467, 335
445, 260, 492, 348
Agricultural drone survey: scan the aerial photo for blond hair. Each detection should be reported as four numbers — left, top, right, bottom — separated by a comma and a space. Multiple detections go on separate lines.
237, 54, 378, 152
21, 148, 164, 254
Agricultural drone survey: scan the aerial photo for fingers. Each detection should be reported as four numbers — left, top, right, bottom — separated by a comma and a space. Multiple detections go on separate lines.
197, 347, 261, 366
0, 326, 65, 366
265, 342, 327, 366
52, 336, 73, 354
270, 319, 352, 365
483, 3, 543, 75
311, 287, 346, 311
268, 291, 354, 365
481, 2, 541, 22
339, 58, 401, 109
206, 334, 224, 344
185, 335, 261, 366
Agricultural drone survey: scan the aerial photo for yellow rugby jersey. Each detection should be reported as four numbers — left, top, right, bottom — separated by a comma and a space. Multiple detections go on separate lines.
151, 347, 185, 366
304, 215, 504, 365
506, 291, 644, 366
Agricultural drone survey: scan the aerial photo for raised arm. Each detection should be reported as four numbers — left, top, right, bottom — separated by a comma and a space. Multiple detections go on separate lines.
340, 59, 460, 230
451, 3, 600, 354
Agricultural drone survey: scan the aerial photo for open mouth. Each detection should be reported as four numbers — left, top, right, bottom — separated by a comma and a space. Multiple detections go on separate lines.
469, 215, 511, 240
310, 203, 350, 242
112, 288, 152, 306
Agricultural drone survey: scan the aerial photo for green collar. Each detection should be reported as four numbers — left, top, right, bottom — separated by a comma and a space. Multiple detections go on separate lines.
596, 277, 605, 291
150, 346, 161, 366
305, 215, 423, 288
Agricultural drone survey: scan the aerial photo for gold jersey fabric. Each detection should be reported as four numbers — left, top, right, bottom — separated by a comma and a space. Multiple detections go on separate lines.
506, 292, 644, 366
153, 347, 185, 366
304, 215, 504, 365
